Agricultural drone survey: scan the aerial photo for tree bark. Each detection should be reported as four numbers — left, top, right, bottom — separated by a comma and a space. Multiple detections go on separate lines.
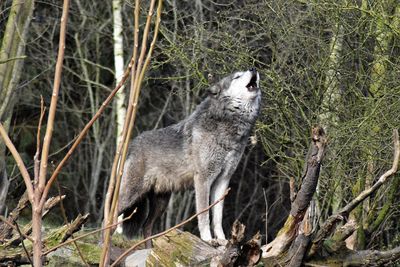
262, 127, 327, 261
0, 0, 34, 215
113, 0, 127, 148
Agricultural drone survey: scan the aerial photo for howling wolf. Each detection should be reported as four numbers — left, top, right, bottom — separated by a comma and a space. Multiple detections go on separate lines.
117, 68, 261, 246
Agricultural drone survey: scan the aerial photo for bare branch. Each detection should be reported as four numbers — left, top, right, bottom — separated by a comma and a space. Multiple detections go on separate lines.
34, 96, 45, 187
0, 123, 34, 202
101, 1, 163, 265
38, 0, 70, 194
43, 209, 136, 256
14, 221, 33, 266
0, 215, 34, 242
39, 43, 136, 211
311, 129, 400, 255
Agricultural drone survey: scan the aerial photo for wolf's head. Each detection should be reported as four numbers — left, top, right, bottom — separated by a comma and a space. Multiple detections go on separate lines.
209, 68, 261, 114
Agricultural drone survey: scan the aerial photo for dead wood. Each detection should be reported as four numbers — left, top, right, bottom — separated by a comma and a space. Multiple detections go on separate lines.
234, 232, 262, 267
216, 220, 246, 266
60, 213, 89, 243
2, 195, 65, 247
214, 221, 262, 267
0, 192, 29, 241
261, 126, 327, 259
260, 128, 400, 266
124, 221, 261, 267
306, 246, 400, 266
0, 213, 88, 265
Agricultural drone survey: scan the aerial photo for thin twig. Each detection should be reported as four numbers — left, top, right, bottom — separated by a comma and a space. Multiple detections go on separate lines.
102, 0, 142, 243
0, 123, 34, 202
0, 215, 34, 242
110, 188, 231, 267
311, 129, 400, 253
39, 46, 136, 210
34, 96, 45, 187
263, 188, 268, 244
38, 0, 70, 194
56, 180, 90, 267
109, 0, 162, 234
101, 1, 162, 264
43, 209, 136, 256
15, 221, 33, 266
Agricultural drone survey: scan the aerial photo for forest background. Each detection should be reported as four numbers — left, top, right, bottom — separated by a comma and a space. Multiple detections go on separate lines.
0, 0, 399, 256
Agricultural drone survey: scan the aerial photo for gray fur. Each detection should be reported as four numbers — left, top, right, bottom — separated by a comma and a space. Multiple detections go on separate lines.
118, 69, 261, 244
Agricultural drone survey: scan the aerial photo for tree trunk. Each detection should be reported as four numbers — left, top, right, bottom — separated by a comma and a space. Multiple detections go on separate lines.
112, 0, 126, 235
0, 0, 35, 215
113, 0, 126, 147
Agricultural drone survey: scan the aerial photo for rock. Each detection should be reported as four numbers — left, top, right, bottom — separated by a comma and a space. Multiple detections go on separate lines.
125, 249, 152, 267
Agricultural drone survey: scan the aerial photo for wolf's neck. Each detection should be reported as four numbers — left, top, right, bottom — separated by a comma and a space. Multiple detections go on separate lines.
189, 96, 259, 127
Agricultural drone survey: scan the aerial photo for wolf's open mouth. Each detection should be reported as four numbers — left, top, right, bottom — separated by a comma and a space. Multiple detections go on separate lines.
246, 73, 258, 91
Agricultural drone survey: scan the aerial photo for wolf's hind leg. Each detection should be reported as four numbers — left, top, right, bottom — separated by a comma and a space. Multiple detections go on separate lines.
143, 191, 171, 248
122, 197, 149, 238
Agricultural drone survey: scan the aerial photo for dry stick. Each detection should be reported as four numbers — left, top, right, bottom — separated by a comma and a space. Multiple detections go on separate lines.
263, 188, 268, 244
100, 1, 160, 264
102, 0, 141, 235
0, 123, 33, 203
55, 181, 90, 267
43, 209, 136, 256
112, 0, 159, 209
311, 129, 400, 253
111, 188, 231, 267
32, 2, 70, 265
14, 222, 33, 266
39, 50, 136, 211
110, 0, 162, 232
100, 0, 142, 261
0, 216, 34, 242
37, 0, 70, 194
34, 97, 46, 187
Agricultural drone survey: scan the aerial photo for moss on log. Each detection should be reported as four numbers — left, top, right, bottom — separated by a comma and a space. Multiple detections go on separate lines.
146, 230, 219, 266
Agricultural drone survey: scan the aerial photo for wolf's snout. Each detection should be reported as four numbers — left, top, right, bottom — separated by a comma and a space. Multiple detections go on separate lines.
246, 68, 259, 91
249, 67, 257, 73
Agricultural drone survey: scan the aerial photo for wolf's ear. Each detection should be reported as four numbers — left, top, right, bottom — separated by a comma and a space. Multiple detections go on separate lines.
207, 73, 221, 97
208, 83, 221, 97
207, 73, 215, 84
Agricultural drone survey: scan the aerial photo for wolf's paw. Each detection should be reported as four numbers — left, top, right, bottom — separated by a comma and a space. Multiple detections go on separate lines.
208, 238, 228, 247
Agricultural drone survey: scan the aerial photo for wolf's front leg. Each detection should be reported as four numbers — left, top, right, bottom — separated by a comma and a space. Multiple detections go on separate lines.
211, 176, 230, 240
194, 173, 212, 241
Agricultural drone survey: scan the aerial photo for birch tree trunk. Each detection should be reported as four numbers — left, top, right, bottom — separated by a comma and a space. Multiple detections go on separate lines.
112, 0, 126, 234
318, 23, 344, 214
0, 0, 35, 214
319, 23, 343, 130
113, 0, 126, 147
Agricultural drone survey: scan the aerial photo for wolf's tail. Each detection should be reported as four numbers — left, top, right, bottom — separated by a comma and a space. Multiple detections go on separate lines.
122, 197, 149, 239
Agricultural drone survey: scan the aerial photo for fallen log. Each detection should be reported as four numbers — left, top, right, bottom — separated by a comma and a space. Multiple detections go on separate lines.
125, 222, 261, 267
0, 213, 88, 265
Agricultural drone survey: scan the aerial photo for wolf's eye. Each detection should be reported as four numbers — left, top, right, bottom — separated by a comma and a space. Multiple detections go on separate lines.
233, 74, 241, 80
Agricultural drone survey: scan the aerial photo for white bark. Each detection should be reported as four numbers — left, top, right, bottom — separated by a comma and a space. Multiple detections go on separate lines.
113, 0, 126, 148
318, 24, 344, 213
319, 23, 344, 130
112, 0, 126, 234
